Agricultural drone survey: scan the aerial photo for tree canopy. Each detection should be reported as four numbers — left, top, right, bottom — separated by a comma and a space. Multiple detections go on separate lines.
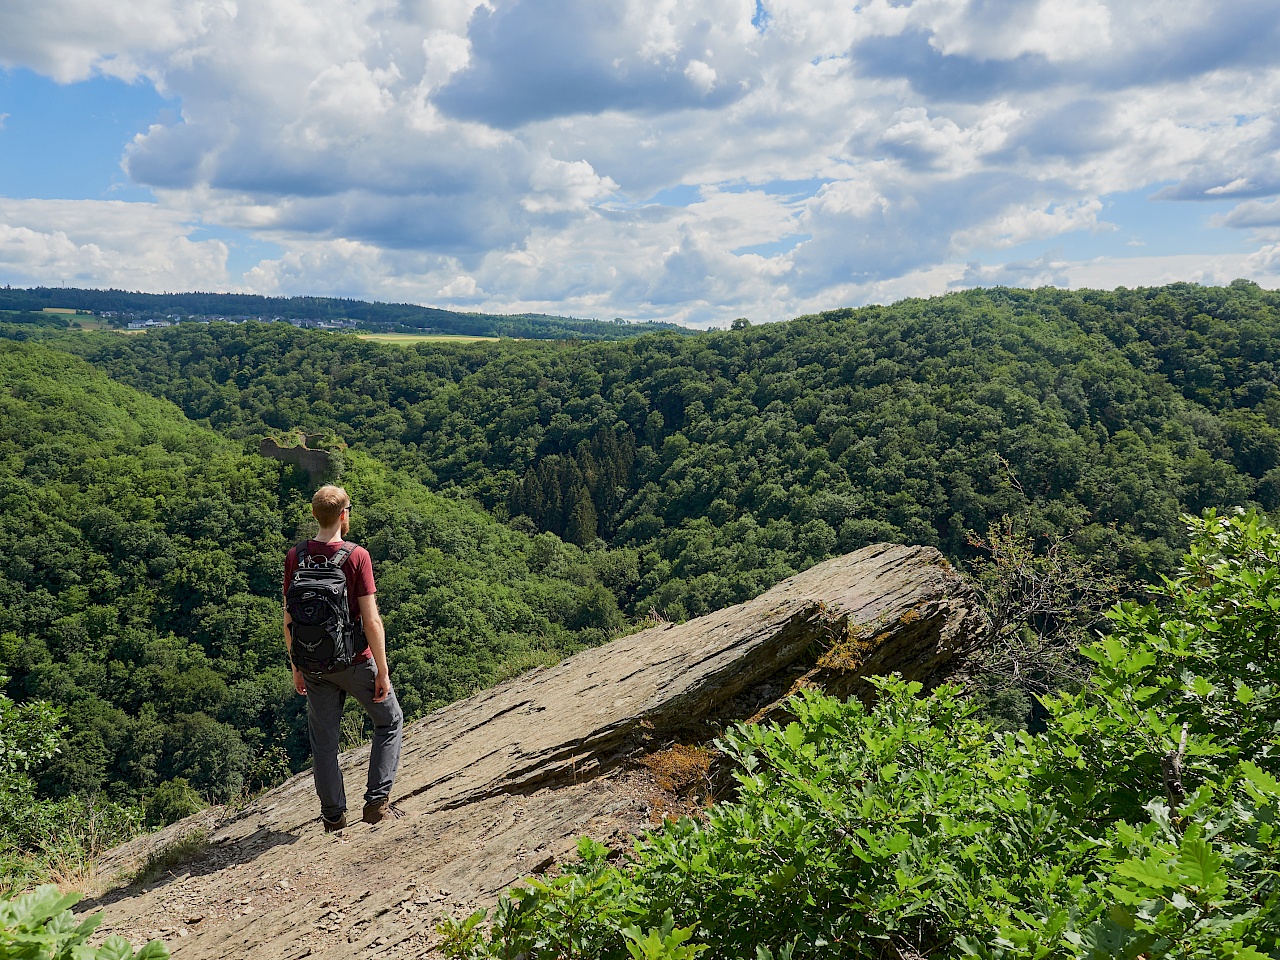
44, 282, 1280, 620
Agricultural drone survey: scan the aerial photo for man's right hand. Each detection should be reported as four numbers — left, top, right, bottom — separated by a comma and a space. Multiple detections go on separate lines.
292, 665, 308, 696
373, 668, 392, 704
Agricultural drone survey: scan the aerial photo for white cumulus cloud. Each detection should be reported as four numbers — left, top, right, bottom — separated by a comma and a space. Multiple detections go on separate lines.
910, 0, 1112, 63
0, 198, 230, 289
0, 0, 1278, 324
954, 198, 1110, 251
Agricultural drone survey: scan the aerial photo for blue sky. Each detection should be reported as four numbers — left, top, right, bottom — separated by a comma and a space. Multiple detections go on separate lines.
1, 0, 1278, 326
0, 70, 160, 201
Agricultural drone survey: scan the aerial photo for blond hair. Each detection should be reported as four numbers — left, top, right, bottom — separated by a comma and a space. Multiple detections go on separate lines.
312, 485, 349, 527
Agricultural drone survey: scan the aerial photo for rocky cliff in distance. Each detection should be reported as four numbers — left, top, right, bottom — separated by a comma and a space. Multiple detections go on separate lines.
259, 437, 334, 483
88, 543, 988, 959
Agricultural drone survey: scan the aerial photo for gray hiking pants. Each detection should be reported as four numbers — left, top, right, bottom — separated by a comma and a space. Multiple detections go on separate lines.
301, 658, 403, 820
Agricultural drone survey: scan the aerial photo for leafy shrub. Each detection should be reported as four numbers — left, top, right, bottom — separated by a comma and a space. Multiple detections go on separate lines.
442, 509, 1280, 959
143, 779, 203, 829
964, 512, 1123, 730
0, 685, 63, 857
0, 685, 142, 893
0, 885, 166, 959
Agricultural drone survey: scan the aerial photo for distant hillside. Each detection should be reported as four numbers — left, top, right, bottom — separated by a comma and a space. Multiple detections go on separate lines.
35, 280, 1280, 624
0, 286, 692, 340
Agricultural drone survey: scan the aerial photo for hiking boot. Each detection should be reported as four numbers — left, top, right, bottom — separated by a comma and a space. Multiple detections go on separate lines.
322, 812, 348, 833
362, 798, 404, 824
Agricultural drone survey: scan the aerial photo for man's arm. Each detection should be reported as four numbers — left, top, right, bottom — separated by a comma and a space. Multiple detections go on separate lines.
358, 593, 391, 703
284, 606, 307, 696
284, 548, 307, 696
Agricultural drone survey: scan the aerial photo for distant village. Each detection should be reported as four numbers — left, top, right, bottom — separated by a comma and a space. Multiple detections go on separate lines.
10, 295, 676, 340
105, 312, 360, 331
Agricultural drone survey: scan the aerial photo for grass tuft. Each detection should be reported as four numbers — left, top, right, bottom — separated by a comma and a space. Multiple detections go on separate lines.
127, 830, 211, 888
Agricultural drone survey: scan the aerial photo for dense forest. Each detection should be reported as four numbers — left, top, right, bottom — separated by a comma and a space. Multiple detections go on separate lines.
0, 286, 690, 340
4, 280, 1280, 924
40, 280, 1280, 617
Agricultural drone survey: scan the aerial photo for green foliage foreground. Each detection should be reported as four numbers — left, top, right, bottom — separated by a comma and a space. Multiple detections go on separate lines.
442, 510, 1280, 960
0, 886, 166, 960
0, 685, 140, 897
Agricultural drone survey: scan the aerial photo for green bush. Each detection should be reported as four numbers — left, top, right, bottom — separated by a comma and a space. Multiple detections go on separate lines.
0, 885, 166, 960
0, 685, 143, 894
442, 509, 1280, 959
144, 779, 204, 829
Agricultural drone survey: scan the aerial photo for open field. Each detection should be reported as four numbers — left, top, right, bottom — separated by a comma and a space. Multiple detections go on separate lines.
1, 310, 113, 330
355, 332, 500, 344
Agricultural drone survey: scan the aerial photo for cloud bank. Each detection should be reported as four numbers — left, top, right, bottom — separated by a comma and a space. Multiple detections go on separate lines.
1, 0, 1278, 324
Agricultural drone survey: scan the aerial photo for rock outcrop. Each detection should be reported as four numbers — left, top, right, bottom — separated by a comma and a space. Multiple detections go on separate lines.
89, 543, 987, 959
259, 437, 333, 482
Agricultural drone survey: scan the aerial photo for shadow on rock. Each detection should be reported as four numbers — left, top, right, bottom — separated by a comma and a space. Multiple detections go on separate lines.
82, 826, 300, 912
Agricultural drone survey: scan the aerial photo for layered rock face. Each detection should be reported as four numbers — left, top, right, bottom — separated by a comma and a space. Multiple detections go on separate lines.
90, 543, 987, 959
258, 438, 332, 482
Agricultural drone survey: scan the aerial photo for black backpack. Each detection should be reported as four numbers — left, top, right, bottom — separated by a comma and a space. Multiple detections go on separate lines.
286, 541, 367, 672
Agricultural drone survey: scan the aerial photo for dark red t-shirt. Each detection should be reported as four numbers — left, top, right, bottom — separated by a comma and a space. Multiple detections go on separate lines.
284, 540, 376, 664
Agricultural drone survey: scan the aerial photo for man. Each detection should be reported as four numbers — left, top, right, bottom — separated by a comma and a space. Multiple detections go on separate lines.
283, 485, 403, 831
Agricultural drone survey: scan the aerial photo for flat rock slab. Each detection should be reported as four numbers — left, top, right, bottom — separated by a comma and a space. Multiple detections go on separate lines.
91, 543, 986, 959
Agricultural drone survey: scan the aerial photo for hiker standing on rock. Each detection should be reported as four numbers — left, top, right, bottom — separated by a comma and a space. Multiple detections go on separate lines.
284, 485, 403, 831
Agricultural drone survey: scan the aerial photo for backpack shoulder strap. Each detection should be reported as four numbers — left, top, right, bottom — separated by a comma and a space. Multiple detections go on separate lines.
331, 542, 355, 567
293, 541, 311, 568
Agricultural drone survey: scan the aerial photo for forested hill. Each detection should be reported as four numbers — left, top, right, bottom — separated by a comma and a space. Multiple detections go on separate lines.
0, 339, 628, 838
0, 286, 690, 340
38, 280, 1280, 621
